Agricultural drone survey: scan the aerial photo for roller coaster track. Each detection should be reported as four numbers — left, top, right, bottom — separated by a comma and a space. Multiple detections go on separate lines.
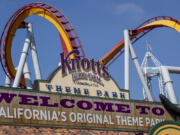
100, 16, 180, 66
1, 2, 180, 88
0, 2, 85, 87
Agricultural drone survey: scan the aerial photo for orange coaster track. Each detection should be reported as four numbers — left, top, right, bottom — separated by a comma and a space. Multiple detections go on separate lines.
100, 16, 180, 66
0, 2, 85, 87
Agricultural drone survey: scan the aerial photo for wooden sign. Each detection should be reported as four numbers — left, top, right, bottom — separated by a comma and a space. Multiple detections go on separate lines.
0, 87, 173, 132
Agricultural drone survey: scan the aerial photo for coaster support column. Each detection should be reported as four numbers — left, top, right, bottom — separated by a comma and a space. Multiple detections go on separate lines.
28, 23, 42, 80
12, 28, 31, 88
124, 29, 130, 90
161, 66, 178, 104
128, 31, 153, 101
23, 62, 33, 89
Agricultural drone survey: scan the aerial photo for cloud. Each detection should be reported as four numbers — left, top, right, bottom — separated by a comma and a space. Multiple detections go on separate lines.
113, 3, 144, 17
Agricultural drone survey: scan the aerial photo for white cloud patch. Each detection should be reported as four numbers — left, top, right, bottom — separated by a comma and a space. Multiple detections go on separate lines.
113, 3, 144, 17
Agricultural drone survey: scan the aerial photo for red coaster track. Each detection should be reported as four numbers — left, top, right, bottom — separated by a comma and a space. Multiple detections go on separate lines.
0, 2, 85, 87
100, 16, 180, 66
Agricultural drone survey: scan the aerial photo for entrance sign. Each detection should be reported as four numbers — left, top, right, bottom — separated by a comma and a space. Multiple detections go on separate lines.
0, 88, 173, 132
0, 2, 180, 134
36, 51, 129, 99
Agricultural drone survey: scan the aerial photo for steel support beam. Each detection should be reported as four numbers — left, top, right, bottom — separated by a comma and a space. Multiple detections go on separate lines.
124, 29, 130, 90
128, 37, 153, 101
12, 30, 31, 88
161, 66, 178, 104
28, 23, 42, 80
23, 62, 33, 89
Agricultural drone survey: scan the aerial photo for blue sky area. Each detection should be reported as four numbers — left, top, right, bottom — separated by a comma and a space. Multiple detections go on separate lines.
0, 0, 180, 103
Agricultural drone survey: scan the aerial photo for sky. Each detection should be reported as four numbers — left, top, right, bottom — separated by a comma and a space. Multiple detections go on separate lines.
0, 0, 180, 103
